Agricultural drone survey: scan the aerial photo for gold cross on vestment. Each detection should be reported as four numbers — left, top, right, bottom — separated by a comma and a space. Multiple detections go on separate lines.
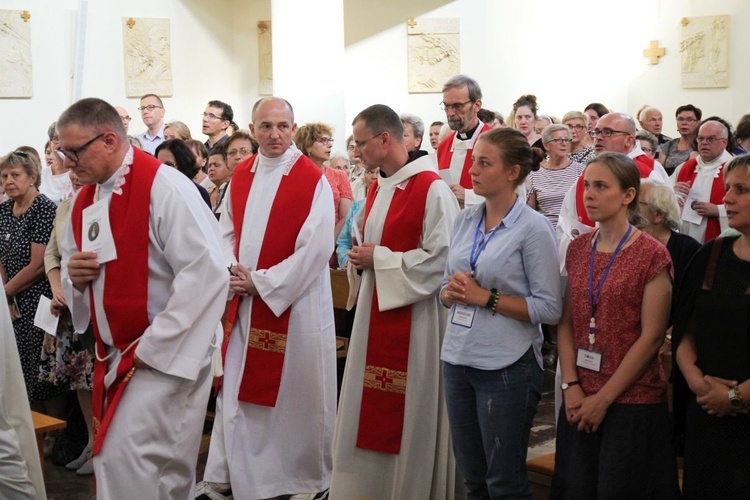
643, 40, 665, 65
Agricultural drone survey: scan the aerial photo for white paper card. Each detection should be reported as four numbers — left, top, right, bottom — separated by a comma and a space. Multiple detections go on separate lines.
576, 348, 602, 372
681, 188, 709, 225
82, 198, 117, 263
351, 216, 363, 247
33, 296, 59, 336
451, 305, 475, 328
439, 169, 453, 184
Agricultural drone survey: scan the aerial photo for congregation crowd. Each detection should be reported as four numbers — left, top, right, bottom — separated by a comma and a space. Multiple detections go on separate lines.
1, 72, 749, 500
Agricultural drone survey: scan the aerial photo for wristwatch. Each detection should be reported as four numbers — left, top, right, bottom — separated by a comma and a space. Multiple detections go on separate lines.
561, 381, 580, 391
728, 387, 746, 410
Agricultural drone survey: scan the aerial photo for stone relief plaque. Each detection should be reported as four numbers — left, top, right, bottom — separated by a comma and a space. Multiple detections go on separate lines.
680, 15, 730, 89
407, 18, 460, 94
258, 21, 273, 96
0, 10, 33, 98
123, 17, 173, 97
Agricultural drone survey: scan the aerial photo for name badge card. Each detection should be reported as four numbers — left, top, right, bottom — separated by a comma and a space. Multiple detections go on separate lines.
576, 348, 602, 372
451, 305, 475, 328
82, 198, 117, 263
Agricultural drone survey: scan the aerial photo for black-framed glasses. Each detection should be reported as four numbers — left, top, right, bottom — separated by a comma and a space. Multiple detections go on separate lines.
590, 128, 630, 138
566, 124, 586, 132
440, 100, 473, 112
353, 134, 380, 150
57, 134, 104, 163
138, 105, 163, 112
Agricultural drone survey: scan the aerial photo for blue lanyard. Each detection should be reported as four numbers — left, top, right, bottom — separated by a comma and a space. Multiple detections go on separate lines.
469, 211, 501, 277
587, 225, 633, 347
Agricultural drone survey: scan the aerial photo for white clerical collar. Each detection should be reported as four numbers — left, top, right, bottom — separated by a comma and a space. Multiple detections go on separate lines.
95, 147, 134, 201
253, 144, 302, 175
451, 123, 483, 152
697, 149, 733, 169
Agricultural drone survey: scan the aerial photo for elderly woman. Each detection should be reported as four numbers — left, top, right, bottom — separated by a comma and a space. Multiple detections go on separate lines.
527, 124, 585, 230
563, 111, 595, 165
40, 140, 72, 206
0, 151, 66, 422
636, 130, 659, 159
156, 139, 211, 207
658, 104, 701, 176
295, 123, 352, 240
512, 95, 544, 149
441, 128, 562, 497
401, 113, 428, 163
44, 168, 96, 475
164, 121, 192, 141
672, 154, 750, 498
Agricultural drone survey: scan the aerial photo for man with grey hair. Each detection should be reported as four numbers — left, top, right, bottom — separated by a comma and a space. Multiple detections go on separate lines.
400, 112, 428, 163
638, 106, 671, 145
58, 97, 228, 498
436, 74, 492, 208
670, 117, 734, 243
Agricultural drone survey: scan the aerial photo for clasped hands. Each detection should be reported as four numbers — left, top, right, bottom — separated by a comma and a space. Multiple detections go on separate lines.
694, 375, 747, 417
440, 271, 489, 308
564, 386, 610, 434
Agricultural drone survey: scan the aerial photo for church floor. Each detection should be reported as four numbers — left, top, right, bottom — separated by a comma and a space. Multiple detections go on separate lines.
43, 367, 558, 499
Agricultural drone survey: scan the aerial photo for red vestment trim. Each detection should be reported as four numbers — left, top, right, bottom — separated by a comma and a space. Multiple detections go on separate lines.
436, 123, 492, 189
356, 169, 440, 454
222, 153, 322, 406
574, 155, 655, 228
676, 158, 726, 242
70, 148, 159, 456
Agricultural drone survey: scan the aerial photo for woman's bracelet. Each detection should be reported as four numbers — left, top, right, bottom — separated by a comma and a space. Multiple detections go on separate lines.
485, 288, 500, 315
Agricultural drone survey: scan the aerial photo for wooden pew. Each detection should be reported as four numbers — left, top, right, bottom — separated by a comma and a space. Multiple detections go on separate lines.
32, 411, 66, 478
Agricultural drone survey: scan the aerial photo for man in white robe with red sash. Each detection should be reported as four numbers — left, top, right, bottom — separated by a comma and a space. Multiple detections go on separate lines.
58, 98, 228, 499
436, 75, 492, 209
206, 97, 336, 499
329, 104, 462, 499
670, 118, 733, 243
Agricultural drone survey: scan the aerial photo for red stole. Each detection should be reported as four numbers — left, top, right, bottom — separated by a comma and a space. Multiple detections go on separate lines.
676, 158, 726, 242
357, 169, 440, 454
436, 123, 492, 189
574, 155, 655, 227
70, 148, 159, 456
222, 153, 322, 406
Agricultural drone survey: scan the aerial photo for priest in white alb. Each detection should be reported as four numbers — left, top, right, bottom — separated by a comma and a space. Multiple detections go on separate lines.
329, 104, 462, 499
58, 98, 228, 499
206, 96, 337, 500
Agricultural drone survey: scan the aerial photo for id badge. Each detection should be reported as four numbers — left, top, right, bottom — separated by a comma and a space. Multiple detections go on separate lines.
451, 305, 475, 328
576, 348, 602, 372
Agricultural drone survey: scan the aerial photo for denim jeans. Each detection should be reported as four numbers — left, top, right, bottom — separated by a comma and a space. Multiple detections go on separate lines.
444, 346, 542, 500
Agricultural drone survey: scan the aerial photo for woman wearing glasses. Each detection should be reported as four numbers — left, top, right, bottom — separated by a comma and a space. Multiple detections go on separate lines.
527, 125, 586, 230
563, 111, 596, 165
0, 151, 67, 426
295, 124, 352, 240
658, 104, 702, 176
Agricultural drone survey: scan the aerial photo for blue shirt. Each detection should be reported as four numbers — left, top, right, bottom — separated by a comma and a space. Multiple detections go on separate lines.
440, 195, 563, 370
336, 199, 365, 269
139, 123, 166, 156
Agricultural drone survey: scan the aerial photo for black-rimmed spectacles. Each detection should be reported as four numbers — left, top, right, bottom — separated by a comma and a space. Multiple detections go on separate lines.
57, 134, 104, 163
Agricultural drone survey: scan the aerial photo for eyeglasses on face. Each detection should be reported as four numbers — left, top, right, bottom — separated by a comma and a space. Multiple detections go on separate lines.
590, 128, 630, 138
138, 105, 163, 112
439, 100, 473, 112
202, 112, 223, 121
57, 133, 105, 163
226, 147, 253, 156
547, 138, 572, 145
696, 135, 727, 144
120, 115, 132, 122
566, 124, 586, 132
316, 137, 334, 145
353, 134, 380, 150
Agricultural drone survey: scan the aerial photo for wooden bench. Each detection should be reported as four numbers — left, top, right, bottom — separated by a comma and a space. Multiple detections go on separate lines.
331, 269, 350, 358
527, 452, 684, 498
32, 411, 67, 478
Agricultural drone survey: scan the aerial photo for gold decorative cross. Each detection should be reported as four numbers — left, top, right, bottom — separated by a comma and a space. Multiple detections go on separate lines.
643, 40, 665, 65
407, 18, 417, 29
21, 11, 30, 22
126, 17, 136, 29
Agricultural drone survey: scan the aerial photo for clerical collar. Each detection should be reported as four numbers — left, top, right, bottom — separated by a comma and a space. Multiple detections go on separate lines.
456, 122, 480, 141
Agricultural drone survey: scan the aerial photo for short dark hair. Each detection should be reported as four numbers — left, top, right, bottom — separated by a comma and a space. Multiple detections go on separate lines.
155, 139, 198, 179
209, 142, 226, 160
208, 100, 234, 123
675, 104, 702, 121
431, 121, 444, 128
584, 102, 609, 119
226, 130, 256, 155
478, 109, 495, 124
514, 95, 539, 117
352, 104, 403, 142
57, 97, 127, 140
736, 114, 750, 142
140, 93, 164, 106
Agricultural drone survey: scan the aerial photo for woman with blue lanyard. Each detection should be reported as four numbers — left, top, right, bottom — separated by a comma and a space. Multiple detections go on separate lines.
440, 128, 562, 498
550, 152, 679, 499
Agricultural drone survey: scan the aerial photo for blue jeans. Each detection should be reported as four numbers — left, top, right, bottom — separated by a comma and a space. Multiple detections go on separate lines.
444, 346, 542, 500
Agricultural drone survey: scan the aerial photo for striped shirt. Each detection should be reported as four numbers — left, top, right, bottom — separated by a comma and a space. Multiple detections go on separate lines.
526, 161, 585, 229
